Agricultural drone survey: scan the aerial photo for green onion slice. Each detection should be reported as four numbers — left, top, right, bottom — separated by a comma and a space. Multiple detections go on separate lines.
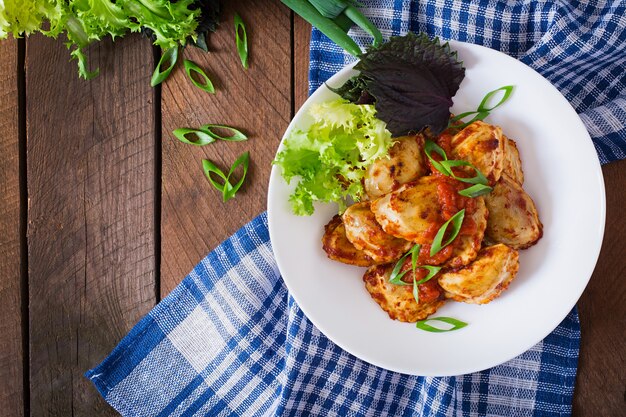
234, 13, 249, 69
430, 209, 465, 257
223, 151, 250, 201
202, 159, 228, 193
424, 140, 452, 176
201, 124, 248, 141
439, 160, 489, 185
415, 317, 468, 332
458, 183, 493, 198
151, 46, 178, 87
389, 244, 421, 285
449, 85, 514, 129
412, 265, 442, 304
173, 128, 216, 146
202, 152, 250, 202
184, 60, 215, 94
478, 85, 514, 112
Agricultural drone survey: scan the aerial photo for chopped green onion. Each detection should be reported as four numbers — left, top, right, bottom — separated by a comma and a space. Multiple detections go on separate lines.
458, 183, 493, 198
342, 5, 383, 46
173, 128, 216, 146
234, 13, 249, 69
424, 140, 493, 197
430, 209, 465, 257
202, 152, 250, 202
416, 317, 468, 332
281, 0, 362, 56
184, 60, 215, 94
440, 160, 489, 185
478, 85, 514, 112
389, 244, 421, 285
412, 265, 442, 304
449, 85, 514, 129
151, 46, 179, 87
201, 124, 248, 141
424, 140, 452, 176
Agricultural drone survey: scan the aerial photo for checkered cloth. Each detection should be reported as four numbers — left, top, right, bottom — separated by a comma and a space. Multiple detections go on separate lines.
87, 1, 626, 416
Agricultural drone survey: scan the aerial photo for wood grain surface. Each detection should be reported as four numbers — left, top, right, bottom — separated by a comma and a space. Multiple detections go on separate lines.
0, 37, 24, 417
573, 159, 626, 416
0, 3, 623, 415
160, 0, 291, 295
26, 35, 156, 416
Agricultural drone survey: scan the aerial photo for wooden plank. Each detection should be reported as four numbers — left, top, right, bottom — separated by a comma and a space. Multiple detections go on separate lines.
160, 0, 292, 295
26, 34, 156, 415
293, 16, 311, 110
573, 158, 626, 416
0, 37, 24, 417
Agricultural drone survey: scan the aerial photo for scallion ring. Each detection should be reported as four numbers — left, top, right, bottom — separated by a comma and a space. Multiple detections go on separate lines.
200, 124, 248, 141
458, 183, 493, 198
478, 85, 514, 112
430, 209, 465, 257
439, 160, 489, 185
415, 317, 468, 332
389, 244, 421, 285
412, 265, 442, 304
151, 46, 179, 87
424, 140, 452, 176
173, 128, 216, 146
234, 13, 249, 69
202, 152, 250, 202
184, 60, 215, 94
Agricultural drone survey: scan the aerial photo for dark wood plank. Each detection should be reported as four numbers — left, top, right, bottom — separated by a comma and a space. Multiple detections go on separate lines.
26, 34, 156, 416
0, 37, 24, 417
573, 158, 626, 416
293, 16, 311, 110
161, 0, 292, 295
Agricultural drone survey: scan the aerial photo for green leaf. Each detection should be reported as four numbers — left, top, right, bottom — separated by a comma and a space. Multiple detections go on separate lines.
415, 317, 468, 332
152, 46, 179, 87
234, 13, 248, 69
343, 32, 465, 135
430, 209, 465, 257
184, 59, 215, 93
201, 124, 247, 141
173, 128, 216, 146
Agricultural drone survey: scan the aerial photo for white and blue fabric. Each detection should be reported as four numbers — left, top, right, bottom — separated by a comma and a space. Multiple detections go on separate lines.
87, 1, 626, 416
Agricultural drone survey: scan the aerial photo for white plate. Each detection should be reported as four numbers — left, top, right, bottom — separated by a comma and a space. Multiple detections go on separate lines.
267, 41, 605, 376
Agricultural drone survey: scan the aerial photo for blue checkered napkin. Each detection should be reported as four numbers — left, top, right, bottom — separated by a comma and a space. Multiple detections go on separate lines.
87, 213, 580, 417
87, 1, 626, 416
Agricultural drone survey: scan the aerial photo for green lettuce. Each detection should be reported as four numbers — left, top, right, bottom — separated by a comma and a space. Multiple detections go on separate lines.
274, 98, 393, 216
0, 0, 216, 79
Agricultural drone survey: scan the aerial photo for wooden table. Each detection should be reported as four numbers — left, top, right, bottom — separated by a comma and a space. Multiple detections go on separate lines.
0, 3, 624, 415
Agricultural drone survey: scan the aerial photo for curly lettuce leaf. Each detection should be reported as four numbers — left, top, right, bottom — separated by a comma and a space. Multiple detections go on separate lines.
333, 32, 465, 136
0, 0, 206, 79
274, 99, 393, 216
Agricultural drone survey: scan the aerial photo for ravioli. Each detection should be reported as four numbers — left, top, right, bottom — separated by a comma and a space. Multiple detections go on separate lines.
370, 176, 441, 244
484, 173, 543, 249
322, 215, 376, 267
450, 120, 505, 184
364, 134, 427, 199
364, 264, 446, 322
342, 202, 413, 264
438, 244, 519, 304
